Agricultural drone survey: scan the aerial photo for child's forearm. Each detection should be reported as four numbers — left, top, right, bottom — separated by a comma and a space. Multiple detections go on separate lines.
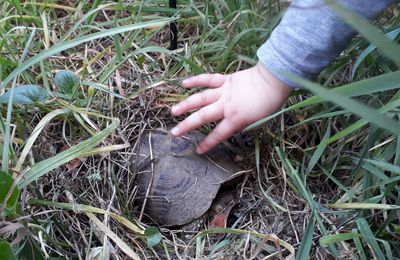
257, 0, 395, 87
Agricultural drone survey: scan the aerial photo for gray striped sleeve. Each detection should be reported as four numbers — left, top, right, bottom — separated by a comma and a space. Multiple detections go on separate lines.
257, 0, 395, 88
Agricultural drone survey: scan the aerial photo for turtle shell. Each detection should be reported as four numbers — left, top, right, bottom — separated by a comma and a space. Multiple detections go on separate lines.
136, 130, 241, 227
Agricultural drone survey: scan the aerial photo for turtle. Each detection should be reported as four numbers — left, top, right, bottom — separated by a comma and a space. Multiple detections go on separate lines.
136, 129, 242, 227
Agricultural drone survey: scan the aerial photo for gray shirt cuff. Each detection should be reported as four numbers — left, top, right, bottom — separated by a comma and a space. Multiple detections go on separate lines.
257, 0, 394, 88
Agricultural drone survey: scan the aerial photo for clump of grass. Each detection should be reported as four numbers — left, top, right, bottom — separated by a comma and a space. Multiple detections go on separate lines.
0, 1, 399, 259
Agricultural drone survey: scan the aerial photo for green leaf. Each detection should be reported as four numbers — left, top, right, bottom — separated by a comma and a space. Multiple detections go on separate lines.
356, 218, 386, 259
323, 97, 400, 145
245, 71, 400, 132
0, 57, 17, 69
15, 108, 70, 172
144, 226, 162, 247
209, 240, 231, 256
319, 233, 361, 247
16, 236, 45, 260
54, 70, 79, 96
363, 159, 400, 175
0, 171, 20, 218
295, 213, 315, 260
329, 203, 400, 210
0, 85, 49, 105
81, 81, 126, 100
0, 240, 16, 260
280, 73, 400, 137
307, 123, 330, 173
352, 28, 400, 78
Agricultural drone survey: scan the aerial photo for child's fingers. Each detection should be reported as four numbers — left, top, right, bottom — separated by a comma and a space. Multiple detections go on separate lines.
171, 101, 223, 137
196, 119, 239, 154
171, 89, 221, 116
182, 73, 227, 88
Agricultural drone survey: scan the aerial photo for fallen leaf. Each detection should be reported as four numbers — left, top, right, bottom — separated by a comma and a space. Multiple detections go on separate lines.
208, 213, 229, 228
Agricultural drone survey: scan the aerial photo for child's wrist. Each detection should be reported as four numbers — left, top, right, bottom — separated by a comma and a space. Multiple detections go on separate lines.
256, 62, 293, 97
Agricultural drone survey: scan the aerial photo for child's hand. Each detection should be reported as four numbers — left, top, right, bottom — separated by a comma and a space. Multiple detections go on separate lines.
171, 62, 292, 154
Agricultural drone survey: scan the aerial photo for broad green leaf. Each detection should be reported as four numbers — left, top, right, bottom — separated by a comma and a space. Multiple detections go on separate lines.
0, 18, 174, 90
17, 118, 119, 188
54, 70, 79, 96
0, 171, 20, 218
319, 233, 361, 247
327, 1, 400, 66
0, 85, 49, 105
144, 226, 162, 247
0, 240, 16, 260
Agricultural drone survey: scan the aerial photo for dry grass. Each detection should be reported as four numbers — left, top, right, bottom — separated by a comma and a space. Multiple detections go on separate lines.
1, 1, 400, 259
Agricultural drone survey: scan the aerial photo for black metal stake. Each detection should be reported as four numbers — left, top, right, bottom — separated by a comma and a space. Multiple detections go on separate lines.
169, 0, 177, 50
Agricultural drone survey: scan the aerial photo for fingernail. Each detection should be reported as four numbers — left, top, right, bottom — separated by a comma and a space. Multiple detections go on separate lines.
171, 105, 179, 114
182, 78, 190, 86
171, 127, 179, 136
196, 147, 204, 154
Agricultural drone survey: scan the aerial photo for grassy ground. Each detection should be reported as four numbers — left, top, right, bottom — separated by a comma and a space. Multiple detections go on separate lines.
1, 1, 400, 259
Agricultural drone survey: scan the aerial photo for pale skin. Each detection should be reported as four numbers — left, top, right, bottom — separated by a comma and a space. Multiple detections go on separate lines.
170, 62, 293, 154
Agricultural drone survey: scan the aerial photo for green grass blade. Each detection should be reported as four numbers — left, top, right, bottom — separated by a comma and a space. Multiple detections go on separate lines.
323, 97, 400, 144
1, 79, 16, 172
327, 1, 400, 66
281, 72, 400, 137
245, 70, 400, 131
307, 123, 330, 173
60, 3, 116, 42
17, 118, 119, 188
15, 108, 70, 171
319, 232, 361, 247
1, 27, 36, 172
363, 158, 400, 175
295, 212, 315, 260
329, 203, 400, 210
31, 199, 143, 234
353, 229, 367, 260
255, 136, 287, 212
356, 218, 386, 259
352, 28, 400, 78
0, 18, 174, 90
